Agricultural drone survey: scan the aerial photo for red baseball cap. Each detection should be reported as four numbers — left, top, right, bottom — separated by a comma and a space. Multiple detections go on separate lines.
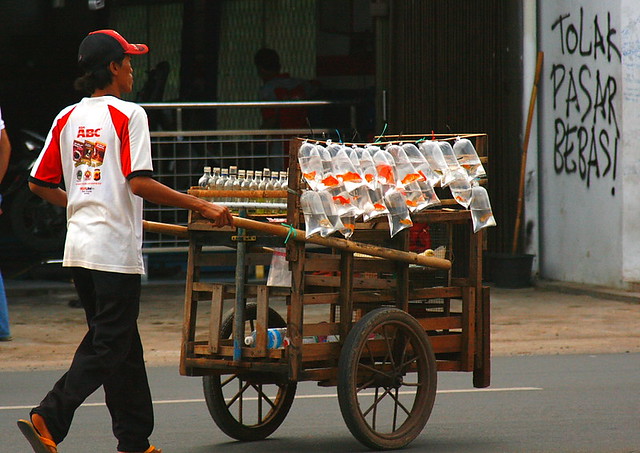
78, 29, 148, 71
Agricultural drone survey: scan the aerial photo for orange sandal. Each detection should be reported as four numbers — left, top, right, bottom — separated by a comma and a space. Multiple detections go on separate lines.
17, 414, 58, 453
118, 446, 162, 453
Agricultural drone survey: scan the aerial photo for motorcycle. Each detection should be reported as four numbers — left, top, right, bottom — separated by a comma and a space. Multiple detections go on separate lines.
0, 130, 66, 253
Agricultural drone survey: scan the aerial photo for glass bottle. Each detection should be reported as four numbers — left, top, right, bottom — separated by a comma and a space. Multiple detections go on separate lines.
224, 166, 238, 204
198, 166, 212, 188
209, 167, 221, 189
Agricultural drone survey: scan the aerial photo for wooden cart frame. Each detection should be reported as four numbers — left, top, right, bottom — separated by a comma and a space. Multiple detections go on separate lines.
173, 135, 490, 450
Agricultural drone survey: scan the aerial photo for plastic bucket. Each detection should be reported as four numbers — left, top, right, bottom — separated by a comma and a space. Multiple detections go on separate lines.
489, 253, 534, 288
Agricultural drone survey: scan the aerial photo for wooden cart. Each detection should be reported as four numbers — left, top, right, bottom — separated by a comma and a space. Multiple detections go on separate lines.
160, 135, 490, 450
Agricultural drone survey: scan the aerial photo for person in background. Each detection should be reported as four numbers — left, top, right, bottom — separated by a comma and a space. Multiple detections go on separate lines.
254, 47, 317, 130
254, 48, 318, 169
0, 106, 12, 342
17, 29, 232, 453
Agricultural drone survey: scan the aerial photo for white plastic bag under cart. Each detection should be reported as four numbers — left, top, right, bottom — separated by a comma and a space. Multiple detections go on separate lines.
266, 247, 292, 287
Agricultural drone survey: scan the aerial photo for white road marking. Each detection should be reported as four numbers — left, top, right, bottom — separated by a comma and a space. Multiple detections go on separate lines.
0, 387, 542, 411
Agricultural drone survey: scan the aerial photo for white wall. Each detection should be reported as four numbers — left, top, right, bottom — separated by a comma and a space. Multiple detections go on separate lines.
538, 1, 626, 287
523, 1, 539, 273
620, 0, 640, 285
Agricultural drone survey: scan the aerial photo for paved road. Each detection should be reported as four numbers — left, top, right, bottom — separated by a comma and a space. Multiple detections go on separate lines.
1, 353, 638, 452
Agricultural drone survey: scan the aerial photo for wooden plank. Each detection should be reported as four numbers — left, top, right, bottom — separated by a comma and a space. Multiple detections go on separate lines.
461, 286, 476, 371
304, 253, 396, 273
180, 240, 201, 376
301, 342, 342, 361
339, 251, 354, 341
303, 293, 340, 305
302, 322, 340, 336
192, 282, 290, 298
197, 252, 273, 267
412, 210, 471, 224
436, 360, 463, 372
450, 277, 471, 287
416, 315, 463, 331
473, 286, 491, 388
428, 334, 463, 354
208, 284, 225, 354
410, 286, 463, 299
303, 286, 463, 307
353, 289, 398, 303
354, 259, 395, 273
182, 357, 288, 374
305, 274, 396, 289
300, 368, 337, 383
255, 285, 269, 356
193, 281, 220, 293
304, 254, 341, 272
393, 229, 410, 311
200, 344, 285, 359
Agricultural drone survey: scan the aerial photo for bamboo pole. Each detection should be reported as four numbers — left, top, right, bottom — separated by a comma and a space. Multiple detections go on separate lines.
512, 51, 544, 255
143, 219, 451, 270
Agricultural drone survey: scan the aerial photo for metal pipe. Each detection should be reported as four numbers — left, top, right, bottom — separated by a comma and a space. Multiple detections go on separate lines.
233, 208, 248, 362
139, 100, 343, 110
149, 129, 331, 138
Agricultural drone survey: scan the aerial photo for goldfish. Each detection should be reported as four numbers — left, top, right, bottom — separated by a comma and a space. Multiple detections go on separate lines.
303, 171, 316, 181
418, 170, 428, 181
373, 203, 386, 211
332, 195, 352, 205
319, 219, 333, 228
343, 223, 355, 230
321, 175, 340, 187
365, 174, 375, 183
340, 171, 363, 183
455, 196, 466, 202
399, 219, 413, 226
405, 200, 418, 207
401, 173, 421, 185
376, 164, 395, 184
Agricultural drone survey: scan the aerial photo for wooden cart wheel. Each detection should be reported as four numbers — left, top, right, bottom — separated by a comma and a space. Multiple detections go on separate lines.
337, 307, 437, 450
202, 303, 297, 441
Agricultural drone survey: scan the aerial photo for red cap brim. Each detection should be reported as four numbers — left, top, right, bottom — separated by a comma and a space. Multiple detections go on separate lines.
125, 43, 149, 55
89, 29, 149, 55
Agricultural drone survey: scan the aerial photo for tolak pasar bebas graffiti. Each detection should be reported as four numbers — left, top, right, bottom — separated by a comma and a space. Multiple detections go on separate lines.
550, 8, 621, 191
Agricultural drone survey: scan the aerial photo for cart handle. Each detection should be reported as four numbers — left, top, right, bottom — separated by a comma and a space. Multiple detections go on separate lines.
143, 219, 452, 270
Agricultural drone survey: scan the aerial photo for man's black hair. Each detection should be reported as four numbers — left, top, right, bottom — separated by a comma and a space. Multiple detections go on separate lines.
254, 48, 281, 73
73, 55, 125, 95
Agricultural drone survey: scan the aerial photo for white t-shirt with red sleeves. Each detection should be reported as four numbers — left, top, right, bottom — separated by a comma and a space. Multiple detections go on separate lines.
30, 95, 153, 274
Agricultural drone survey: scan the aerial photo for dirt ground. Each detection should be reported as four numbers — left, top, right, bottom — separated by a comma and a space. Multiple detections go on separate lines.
1, 283, 640, 371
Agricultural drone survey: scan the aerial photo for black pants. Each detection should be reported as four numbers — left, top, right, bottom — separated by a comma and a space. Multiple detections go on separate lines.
32, 268, 153, 452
